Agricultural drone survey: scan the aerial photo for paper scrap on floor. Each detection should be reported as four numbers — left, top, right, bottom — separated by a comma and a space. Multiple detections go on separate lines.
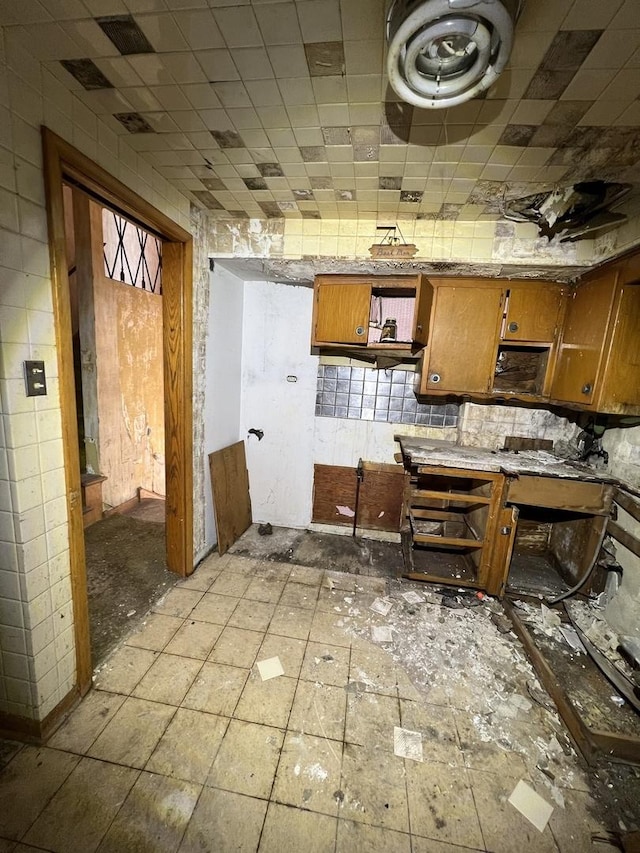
257, 656, 284, 681
371, 625, 393, 643
393, 726, 423, 762
370, 597, 393, 616
402, 591, 424, 605
508, 780, 554, 832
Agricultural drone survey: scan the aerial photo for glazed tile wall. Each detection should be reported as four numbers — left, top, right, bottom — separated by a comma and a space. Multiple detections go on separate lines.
0, 24, 193, 721
316, 365, 458, 427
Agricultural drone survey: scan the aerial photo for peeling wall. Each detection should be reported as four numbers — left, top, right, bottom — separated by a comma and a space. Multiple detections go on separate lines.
458, 403, 581, 451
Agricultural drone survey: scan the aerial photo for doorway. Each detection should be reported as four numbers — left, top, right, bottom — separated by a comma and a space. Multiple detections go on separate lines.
42, 129, 194, 697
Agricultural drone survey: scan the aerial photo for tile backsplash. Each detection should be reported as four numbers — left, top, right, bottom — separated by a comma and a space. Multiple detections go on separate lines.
316, 365, 459, 427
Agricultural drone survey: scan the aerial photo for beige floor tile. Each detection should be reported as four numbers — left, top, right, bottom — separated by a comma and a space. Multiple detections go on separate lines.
23, 757, 138, 853
349, 646, 398, 697
222, 556, 259, 576
280, 581, 320, 610
0, 738, 22, 768
301, 642, 350, 687
340, 742, 409, 833
406, 761, 483, 849
316, 586, 345, 612
209, 572, 252, 598
48, 690, 126, 754
336, 819, 411, 852
0, 840, 14, 853
146, 708, 228, 784
207, 719, 284, 799
395, 667, 432, 703
227, 599, 277, 632
411, 838, 485, 852
255, 562, 291, 582
164, 619, 223, 659
243, 576, 286, 603
208, 626, 264, 668
345, 691, 400, 751
399, 699, 462, 766
234, 671, 297, 729
272, 731, 343, 817
182, 662, 249, 716
289, 680, 347, 742
259, 803, 337, 853
95, 771, 200, 853
125, 614, 184, 652
468, 768, 559, 853
93, 646, 157, 695
0, 747, 80, 841
178, 788, 267, 853
325, 571, 357, 592
289, 564, 324, 585
309, 611, 352, 647
268, 605, 314, 640
549, 788, 610, 853
258, 633, 307, 678
176, 565, 220, 591
88, 697, 175, 769
133, 653, 203, 705
152, 588, 203, 618
453, 709, 532, 776
354, 576, 388, 595
189, 592, 240, 626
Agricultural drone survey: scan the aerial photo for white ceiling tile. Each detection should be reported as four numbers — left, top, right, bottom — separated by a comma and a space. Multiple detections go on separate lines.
562, 68, 617, 100
169, 110, 207, 131
135, 12, 190, 51
127, 54, 175, 85
213, 6, 263, 48
198, 107, 235, 130
256, 105, 289, 127
125, 0, 168, 11
254, 1, 301, 45
75, 88, 135, 114
212, 81, 252, 108
0, 0, 53, 24
317, 103, 349, 125
241, 128, 270, 147
195, 49, 239, 82
183, 83, 221, 109
185, 130, 215, 146
94, 57, 144, 88
296, 0, 342, 43
561, 0, 624, 30
62, 19, 121, 57
311, 76, 347, 104
173, 9, 225, 50
226, 107, 262, 129
267, 45, 308, 78
346, 74, 381, 103
277, 77, 314, 105
10, 24, 83, 61
116, 85, 163, 111
149, 83, 193, 109
286, 104, 320, 125
340, 0, 383, 42
245, 79, 283, 107
233, 47, 274, 81
159, 52, 209, 83
38, 0, 92, 19
343, 40, 383, 75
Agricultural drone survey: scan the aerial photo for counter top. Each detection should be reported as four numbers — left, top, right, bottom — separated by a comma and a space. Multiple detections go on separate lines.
395, 435, 619, 484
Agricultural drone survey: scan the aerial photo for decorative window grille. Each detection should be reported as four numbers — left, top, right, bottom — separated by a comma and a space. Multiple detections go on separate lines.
102, 208, 162, 294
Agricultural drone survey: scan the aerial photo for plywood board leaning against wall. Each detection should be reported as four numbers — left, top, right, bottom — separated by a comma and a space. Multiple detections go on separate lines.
209, 441, 252, 555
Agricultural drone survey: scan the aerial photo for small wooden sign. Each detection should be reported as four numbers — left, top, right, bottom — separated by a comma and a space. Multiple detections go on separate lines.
369, 243, 418, 258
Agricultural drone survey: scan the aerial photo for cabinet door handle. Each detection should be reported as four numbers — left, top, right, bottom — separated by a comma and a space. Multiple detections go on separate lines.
581, 383, 593, 395
508, 321, 519, 333
355, 326, 365, 336
430, 373, 441, 384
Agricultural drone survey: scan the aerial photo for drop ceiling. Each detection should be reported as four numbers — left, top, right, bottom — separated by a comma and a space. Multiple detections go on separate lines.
3, 0, 640, 225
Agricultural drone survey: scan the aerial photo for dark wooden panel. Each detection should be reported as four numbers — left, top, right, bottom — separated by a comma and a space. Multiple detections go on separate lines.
312, 465, 356, 527
313, 283, 370, 345
312, 463, 406, 532
504, 283, 564, 342
507, 476, 613, 515
504, 436, 554, 452
209, 441, 252, 556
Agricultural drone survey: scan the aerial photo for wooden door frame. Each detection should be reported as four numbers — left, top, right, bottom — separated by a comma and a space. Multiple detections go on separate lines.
42, 128, 193, 696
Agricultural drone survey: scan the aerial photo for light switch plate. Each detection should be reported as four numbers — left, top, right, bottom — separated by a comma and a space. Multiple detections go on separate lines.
24, 361, 47, 396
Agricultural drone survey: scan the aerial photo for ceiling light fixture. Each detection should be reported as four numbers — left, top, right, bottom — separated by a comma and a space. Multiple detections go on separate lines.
386, 0, 522, 109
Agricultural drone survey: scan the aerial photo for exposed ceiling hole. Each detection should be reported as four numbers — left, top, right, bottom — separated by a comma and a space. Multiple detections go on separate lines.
96, 14, 155, 56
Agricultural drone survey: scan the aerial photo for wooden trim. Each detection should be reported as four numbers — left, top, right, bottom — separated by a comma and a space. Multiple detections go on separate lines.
42, 128, 194, 700
102, 494, 140, 518
0, 687, 79, 744
608, 520, 640, 559
615, 489, 640, 523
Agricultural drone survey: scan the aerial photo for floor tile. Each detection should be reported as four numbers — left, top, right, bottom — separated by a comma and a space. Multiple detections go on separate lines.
133, 653, 202, 705
234, 671, 297, 729
289, 680, 347, 742
23, 757, 138, 853
345, 691, 400, 751
340, 742, 409, 833
354, 576, 388, 595
406, 761, 483, 849
88, 697, 175, 769
243, 576, 286, 603
309, 611, 352, 646
399, 700, 462, 766
208, 626, 264, 668
336, 818, 411, 852
268, 605, 314, 640
95, 771, 200, 853
207, 719, 284, 799
411, 838, 486, 852
176, 565, 220, 592
549, 788, 610, 853
227, 599, 277, 632
125, 614, 184, 652
93, 646, 157, 695
152, 588, 204, 618
0, 747, 80, 841
222, 556, 258, 577
469, 768, 559, 852
48, 690, 126, 754
259, 802, 337, 853
272, 732, 343, 816
316, 586, 345, 612
164, 619, 223, 659
178, 788, 267, 853
279, 581, 319, 610
0, 739, 22, 768
146, 708, 228, 785
209, 572, 252, 598
257, 633, 307, 678
301, 642, 350, 687
255, 562, 291, 582
349, 646, 398, 696
182, 662, 249, 716
325, 571, 357, 592
0, 840, 14, 853
453, 709, 530, 776
288, 564, 324, 585
189, 593, 240, 626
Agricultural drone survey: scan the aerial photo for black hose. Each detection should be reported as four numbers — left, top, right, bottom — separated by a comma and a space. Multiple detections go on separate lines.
547, 521, 609, 607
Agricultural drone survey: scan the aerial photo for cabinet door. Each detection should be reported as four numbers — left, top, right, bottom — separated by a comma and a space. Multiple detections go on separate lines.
313, 283, 371, 345
503, 283, 564, 342
412, 275, 433, 348
550, 272, 616, 405
422, 285, 504, 393
598, 283, 640, 413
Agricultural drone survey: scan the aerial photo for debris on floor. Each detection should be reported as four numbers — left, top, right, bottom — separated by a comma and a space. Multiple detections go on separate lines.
257, 656, 284, 681
393, 726, 423, 762
508, 779, 554, 832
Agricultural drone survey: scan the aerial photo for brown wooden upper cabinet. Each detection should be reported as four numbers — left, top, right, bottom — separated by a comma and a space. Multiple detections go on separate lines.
550, 264, 640, 415
311, 274, 432, 350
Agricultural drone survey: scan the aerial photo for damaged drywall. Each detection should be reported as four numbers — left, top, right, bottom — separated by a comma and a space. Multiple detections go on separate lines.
458, 403, 582, 452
